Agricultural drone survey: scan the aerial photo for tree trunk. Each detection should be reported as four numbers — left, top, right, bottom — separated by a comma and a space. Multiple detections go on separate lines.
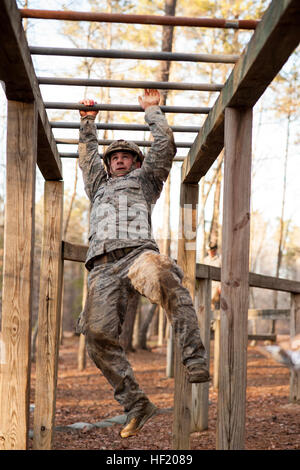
273, 113, 291, 312
158, 0, 177, 106
209, 152, 223, 245
138, 304, 157, 350
198, 157, 223, 260
63, 160, 78, 240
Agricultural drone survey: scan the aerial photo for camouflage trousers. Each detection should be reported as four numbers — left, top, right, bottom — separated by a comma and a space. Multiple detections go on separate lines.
77, 245, 207, 416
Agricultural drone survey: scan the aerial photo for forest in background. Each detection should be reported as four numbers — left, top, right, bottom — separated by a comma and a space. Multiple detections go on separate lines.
0, 0, 299, 335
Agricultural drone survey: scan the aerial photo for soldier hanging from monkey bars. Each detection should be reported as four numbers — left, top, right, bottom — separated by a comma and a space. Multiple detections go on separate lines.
76, 88, 210, 439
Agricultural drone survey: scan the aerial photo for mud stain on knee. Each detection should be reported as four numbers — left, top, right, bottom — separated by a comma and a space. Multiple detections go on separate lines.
128, 251, 182, 308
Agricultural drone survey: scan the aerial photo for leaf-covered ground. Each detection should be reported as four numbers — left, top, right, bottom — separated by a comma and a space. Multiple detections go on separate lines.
29, 334, 300, 451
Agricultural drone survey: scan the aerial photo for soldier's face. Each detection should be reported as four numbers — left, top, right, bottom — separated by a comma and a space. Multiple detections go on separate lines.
109, 151, 140, 177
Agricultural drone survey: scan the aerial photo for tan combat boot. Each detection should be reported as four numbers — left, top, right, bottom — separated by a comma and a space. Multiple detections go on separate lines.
120, 402, 157, 438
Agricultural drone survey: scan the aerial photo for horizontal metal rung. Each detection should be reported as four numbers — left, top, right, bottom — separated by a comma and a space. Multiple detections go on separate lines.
50, 121, 201, 133
45, 102, 211, 114
59, 152, 185, 162
38, 77, 223, 92
20, 9, 259, 29
56, 138, 193, 148
30, 46, 239, 64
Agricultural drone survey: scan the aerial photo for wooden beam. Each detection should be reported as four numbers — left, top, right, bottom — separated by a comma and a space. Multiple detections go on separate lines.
173, 183, 198, 450
247, 309, 290, 319
247, 334, 276, 342
62, 241, 88, 262
248, 273, 300, 294
181, 0, 300, 183
0, 100, 37, 450
216, 107, 252, 450
196, 263, 300, 294
214, 309, 290, 320
33, 181, 64, 450
191, 278, 211, 432
0, 0, 62, 180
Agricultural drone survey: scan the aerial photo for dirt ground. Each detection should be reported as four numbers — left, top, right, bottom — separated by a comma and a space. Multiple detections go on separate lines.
28, 333, 300, 451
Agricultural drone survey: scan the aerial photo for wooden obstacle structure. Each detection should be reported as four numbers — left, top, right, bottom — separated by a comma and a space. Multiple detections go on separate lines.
0, 0, 299, 451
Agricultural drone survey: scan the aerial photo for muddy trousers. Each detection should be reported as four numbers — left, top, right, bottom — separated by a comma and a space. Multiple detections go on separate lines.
80, 247, 207, 418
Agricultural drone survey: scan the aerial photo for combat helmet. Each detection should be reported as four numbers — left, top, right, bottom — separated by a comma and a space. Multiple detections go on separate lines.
102, 139, 144, 173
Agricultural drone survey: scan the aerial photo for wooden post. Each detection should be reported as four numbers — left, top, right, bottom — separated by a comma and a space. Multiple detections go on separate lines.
173, 182, 198, 450
191, 278, 211, 431
290, 293, 300, 403
166, 325, 174, 378
158, 306, 164, 346
0, 100, 37, 450
216, 107, 252, 450
33, 181, 64, 450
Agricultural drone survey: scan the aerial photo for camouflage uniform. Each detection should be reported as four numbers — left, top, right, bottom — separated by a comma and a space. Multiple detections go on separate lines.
77, 105, 207, 419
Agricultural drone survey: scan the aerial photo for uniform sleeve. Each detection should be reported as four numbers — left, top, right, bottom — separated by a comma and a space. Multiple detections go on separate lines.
78, 115, 107, 201
140, 105, 176, 201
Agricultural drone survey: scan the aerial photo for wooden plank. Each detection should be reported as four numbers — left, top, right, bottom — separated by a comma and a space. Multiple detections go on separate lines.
196, 263, 300, 294
182, 0, 300, 183
0, 100, 37, 450
166, 326, 174, 378
213, 309, 290, 320
0, 0, 62, 180
247, 334, 276, 342
249, 272, 300, 294
62, 240, 88, 262
290, 294, 300, 402
33, 181, 64, 450
191, 278, 211, 432
216, 107, 252, 450
173, 183, 198, 450
247, 309, 290, 319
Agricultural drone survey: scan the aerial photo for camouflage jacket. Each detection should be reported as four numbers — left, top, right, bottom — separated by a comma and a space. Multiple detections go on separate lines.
78, 105, 177, 270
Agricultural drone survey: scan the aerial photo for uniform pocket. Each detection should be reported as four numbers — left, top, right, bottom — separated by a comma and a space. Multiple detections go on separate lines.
114, 181, 141, 192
